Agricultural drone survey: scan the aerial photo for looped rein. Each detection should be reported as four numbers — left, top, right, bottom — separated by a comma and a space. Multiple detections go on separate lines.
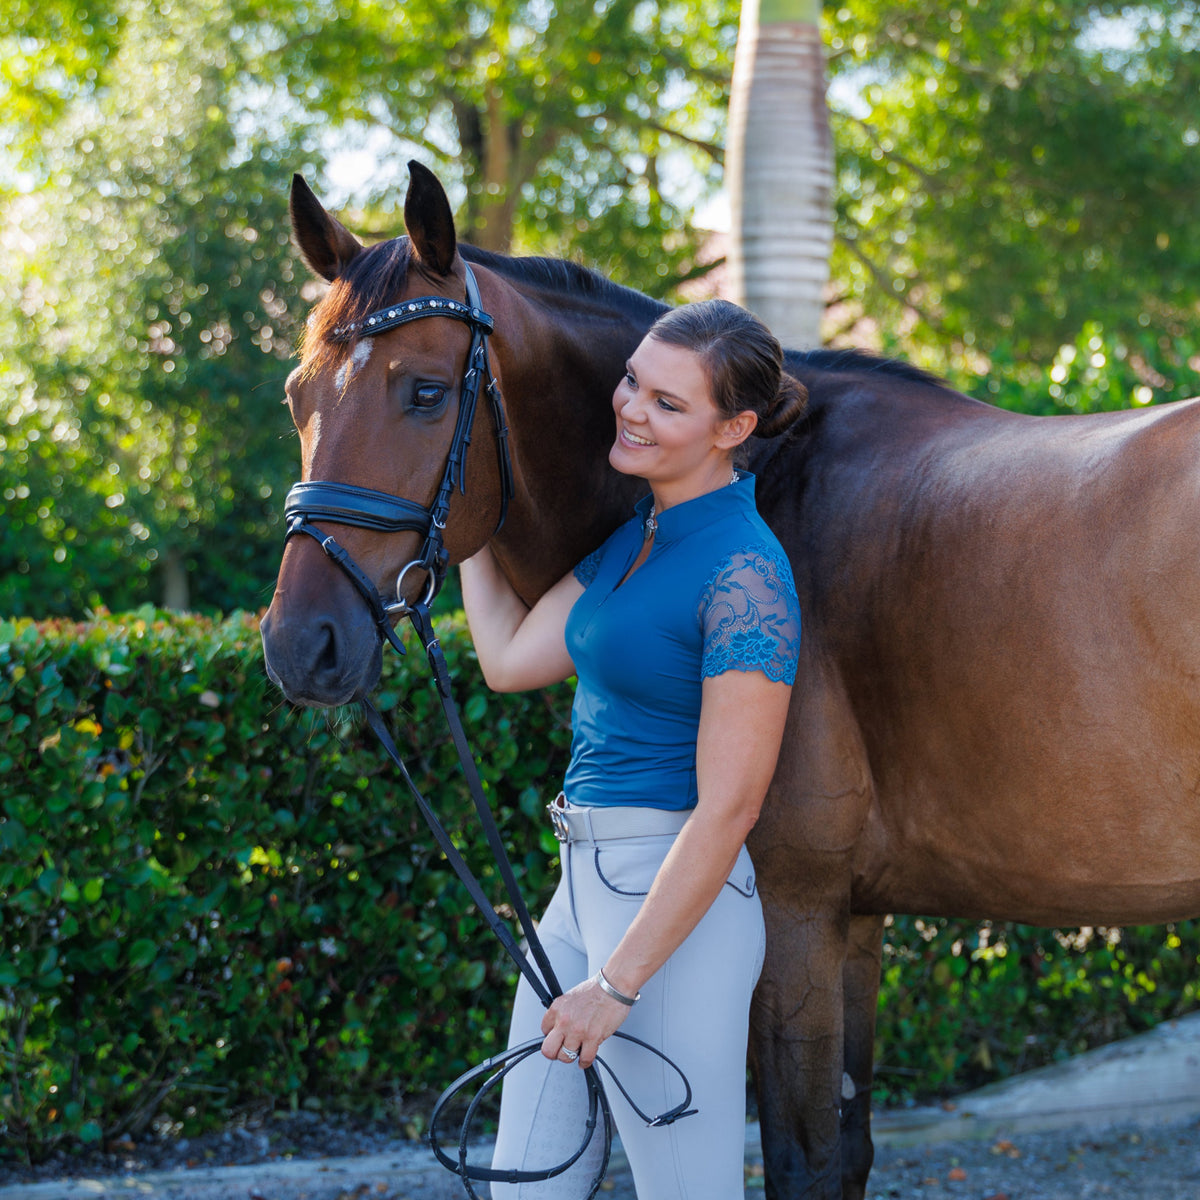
361, 608, 696, 1199
277, 262, 696, 1197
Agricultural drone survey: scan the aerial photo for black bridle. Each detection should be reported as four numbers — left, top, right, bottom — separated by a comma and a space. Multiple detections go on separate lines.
278, 262, 693, 1198
283, 263, 514, 654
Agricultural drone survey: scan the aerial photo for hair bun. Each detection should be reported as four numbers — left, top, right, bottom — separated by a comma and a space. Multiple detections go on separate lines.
756, 376, 808, 439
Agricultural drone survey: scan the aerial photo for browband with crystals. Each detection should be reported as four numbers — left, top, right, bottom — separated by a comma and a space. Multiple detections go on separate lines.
331, 295, 494, 341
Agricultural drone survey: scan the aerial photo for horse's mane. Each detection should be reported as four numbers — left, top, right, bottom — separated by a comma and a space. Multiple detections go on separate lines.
787, 346, 949, 389
300, 237, 947, 396
461, 245, 668, 325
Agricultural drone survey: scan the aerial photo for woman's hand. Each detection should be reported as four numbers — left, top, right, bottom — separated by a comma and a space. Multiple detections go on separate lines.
539, 976, 631, 1069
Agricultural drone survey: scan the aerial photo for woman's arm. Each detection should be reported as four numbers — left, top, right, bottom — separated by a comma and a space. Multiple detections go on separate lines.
538, 667, 793, 1067
459, 544, 583, 692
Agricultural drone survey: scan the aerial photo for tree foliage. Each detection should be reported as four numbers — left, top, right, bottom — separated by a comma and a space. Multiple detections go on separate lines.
1, 0, 313, 615
0, 0, 126, 168
825, 1, 1200, 369
246, 0, 737, 293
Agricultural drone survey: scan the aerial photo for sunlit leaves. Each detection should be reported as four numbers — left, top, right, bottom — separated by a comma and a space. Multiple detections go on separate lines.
825, 0, 1200, 373
249, 0, 738, 294
0, 0, 126, 173
1, 0, 311, 615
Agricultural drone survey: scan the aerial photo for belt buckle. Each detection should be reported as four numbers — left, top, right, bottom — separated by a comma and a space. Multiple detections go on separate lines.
547, 802, 570, 843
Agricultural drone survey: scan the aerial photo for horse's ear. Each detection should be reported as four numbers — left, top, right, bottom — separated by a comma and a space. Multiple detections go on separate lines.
289, 174, 364, 283
404, 160, 457, 276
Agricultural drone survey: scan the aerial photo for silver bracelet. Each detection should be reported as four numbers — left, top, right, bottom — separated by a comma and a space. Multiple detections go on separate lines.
594, 967, 640, 1007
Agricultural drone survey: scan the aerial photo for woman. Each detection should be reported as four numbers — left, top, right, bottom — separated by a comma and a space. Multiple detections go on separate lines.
460, 299, 806, 1198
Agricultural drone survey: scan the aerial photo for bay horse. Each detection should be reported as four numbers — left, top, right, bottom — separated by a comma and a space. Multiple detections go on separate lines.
260, 161, 1200, 1199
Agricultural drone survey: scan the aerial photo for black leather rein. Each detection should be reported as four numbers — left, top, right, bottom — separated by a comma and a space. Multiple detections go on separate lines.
278, 262, 694, 1199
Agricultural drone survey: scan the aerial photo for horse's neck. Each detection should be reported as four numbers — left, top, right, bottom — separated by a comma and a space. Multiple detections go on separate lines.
487, 280, 651, 603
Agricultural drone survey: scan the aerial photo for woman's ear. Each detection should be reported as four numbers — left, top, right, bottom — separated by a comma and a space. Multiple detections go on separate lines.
716, 411, 759, 449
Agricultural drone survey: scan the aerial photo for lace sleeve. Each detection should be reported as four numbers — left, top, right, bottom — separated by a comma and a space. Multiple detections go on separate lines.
573, 545, 604, 588
699, 546, 801, 684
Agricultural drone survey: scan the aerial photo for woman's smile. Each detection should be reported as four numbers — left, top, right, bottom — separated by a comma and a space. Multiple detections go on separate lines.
619, 426, 656, 447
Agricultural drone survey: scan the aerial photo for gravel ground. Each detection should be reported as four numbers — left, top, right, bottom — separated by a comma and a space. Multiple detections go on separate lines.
860, 1118, 1200, 1199
4, 1110, 1200, 1199
0, 1109, 409, 1186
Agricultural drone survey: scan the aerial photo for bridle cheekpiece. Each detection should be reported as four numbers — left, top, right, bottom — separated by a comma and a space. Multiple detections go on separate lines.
282, 262, 514, 654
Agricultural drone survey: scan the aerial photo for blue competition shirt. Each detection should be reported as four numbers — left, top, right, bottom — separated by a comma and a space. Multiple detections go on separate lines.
562, 473, 800, 811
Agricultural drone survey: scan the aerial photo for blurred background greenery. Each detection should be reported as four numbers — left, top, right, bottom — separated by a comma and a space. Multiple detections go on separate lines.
2, 0, 1197, 618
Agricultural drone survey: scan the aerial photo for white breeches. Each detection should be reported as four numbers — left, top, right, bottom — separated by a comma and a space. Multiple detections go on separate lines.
490, 819, 766, 1199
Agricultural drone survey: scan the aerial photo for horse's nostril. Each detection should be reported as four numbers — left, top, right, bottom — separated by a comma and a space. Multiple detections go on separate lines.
307, 619, 357, 696
311, 620, 343, 683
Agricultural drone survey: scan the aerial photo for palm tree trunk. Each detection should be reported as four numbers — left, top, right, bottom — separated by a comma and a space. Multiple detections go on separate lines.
162, 544, 190, 612
726, 0, 833, 349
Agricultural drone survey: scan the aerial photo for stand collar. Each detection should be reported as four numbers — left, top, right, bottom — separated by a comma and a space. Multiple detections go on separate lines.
633, 472, 757, 543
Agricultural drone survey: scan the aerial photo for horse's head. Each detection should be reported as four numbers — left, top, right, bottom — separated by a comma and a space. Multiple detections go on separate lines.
261, 162, 511, 707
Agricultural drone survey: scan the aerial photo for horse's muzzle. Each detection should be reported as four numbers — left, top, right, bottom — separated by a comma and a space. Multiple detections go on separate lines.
260, 600, 383, 708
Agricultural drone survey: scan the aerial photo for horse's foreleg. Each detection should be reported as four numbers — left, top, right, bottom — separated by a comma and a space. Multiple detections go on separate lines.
750, 668, 873, 1198
751, 899, 849, 1200
840, 914, 884, 1200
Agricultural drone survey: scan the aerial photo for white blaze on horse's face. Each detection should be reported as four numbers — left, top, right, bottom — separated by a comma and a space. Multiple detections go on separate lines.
335, 338, 374, 393
304, 410, 323, 476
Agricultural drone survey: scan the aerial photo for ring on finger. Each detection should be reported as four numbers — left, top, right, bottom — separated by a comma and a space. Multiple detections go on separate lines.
559, 1046, 580, 1063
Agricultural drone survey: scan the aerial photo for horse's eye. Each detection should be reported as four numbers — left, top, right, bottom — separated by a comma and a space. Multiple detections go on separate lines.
413, 383, 446, 409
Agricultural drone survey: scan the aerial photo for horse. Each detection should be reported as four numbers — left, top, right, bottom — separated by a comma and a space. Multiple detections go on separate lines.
260, 161, 1200, 1199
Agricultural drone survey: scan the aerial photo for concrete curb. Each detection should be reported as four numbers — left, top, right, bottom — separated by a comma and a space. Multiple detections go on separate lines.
0, 1150, 455, 1200
5, 1013, 1200, 1198
872, 1010, 1200, 1146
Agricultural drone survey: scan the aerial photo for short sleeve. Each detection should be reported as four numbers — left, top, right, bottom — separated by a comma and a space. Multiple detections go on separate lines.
699, 546, 801, 684
574, 545, 604, 588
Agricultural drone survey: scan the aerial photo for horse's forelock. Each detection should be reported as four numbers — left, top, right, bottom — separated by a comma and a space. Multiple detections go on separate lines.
299, 238, 414, 376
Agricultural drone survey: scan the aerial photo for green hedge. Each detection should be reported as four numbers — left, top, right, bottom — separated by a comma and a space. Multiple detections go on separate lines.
1, 610, 1198, 1160
875, 916, 1200, 1103
0, 608, 572, 1159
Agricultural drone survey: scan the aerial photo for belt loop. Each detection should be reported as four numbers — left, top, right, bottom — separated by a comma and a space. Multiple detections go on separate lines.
582, 805, 597, 845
